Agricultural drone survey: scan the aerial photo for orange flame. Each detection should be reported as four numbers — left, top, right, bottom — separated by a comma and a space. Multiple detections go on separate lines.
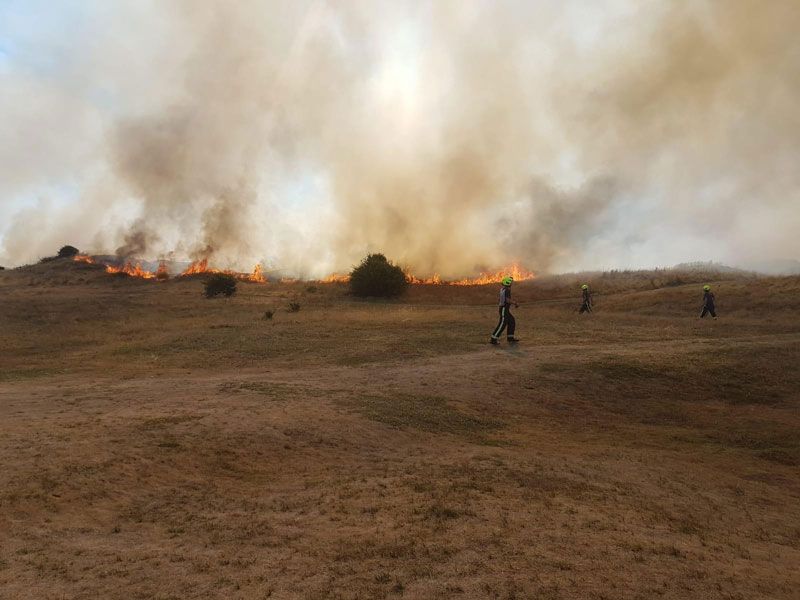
106, 262, 156, 279
73, 254, 95, 264
403, 269, 443, 285
450, 263, 535, 286
181, 258, 216, 276
319, 273, 350, 283
323, 264, 534, 285
245, 264, 266, 283
180, 259, 267, 283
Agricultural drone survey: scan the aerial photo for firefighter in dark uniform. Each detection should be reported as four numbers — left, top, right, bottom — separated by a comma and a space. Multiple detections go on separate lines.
579, 284, 592, 314
699, 284, 718, 319
490, 276, 520, 344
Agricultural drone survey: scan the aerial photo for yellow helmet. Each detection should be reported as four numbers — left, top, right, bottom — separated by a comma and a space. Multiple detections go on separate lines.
501, 276, 513, 286
703, 285, 711, 291
581, 284, 589, 290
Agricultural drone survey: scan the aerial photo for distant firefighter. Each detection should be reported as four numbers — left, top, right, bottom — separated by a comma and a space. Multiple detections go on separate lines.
490, 276, 520, 345
579, 284, 593, 314
699, 285, 718, 319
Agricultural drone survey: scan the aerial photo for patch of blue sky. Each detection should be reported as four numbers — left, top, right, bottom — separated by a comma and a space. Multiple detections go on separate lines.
1, 181, 80, 218
0, 0, 90, 75
278, 165, 330, 210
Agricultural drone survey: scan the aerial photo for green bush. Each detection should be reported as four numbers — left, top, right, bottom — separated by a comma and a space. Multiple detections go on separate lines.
57, 245, 80, 258
204, 273, 237, 298
349, 253, 408, 298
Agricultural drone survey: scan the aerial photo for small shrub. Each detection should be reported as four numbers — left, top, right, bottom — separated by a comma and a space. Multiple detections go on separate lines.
288, 302, 301, 313
204, 273, 237, 298
57, 245, 80, 258
306, 285, 318, 293
349, 253, 408, 298
0, 266, 5, 270
263, 310, 274, 320
155, 263, 169, 281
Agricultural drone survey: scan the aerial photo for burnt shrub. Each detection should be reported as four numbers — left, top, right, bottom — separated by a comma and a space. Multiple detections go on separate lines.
57, 245, 80, 258
263, 310, 275, 320
349, 253, 408, 298
288, 302, 301, 313
204, 273, 237, 298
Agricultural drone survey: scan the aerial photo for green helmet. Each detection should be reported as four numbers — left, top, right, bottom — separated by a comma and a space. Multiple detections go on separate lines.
581, 284, 589, 290
703, 285, 711, 291
501, 276, 513, 286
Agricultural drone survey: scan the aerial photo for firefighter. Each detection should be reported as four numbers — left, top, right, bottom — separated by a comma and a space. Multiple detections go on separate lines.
579, 284, 592, 314
490, 276, 520, 344
699, 284, 718, 319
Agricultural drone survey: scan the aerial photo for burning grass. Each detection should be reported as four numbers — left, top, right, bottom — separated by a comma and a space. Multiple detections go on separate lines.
405, 263, 535, 286
70, 250, 535, 288
72, 253, 535, 288
73, 254, 267, 283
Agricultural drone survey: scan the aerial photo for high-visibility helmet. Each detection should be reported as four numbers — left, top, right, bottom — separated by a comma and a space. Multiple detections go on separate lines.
581, 284, 589, 290
501, 276, 513, 286
703, 285, 711, 291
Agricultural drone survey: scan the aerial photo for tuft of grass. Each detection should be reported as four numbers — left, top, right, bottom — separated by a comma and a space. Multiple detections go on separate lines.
0, 367, 58, 382
218, 381, 303, 400
416, 504, 469, 521
343, 393, 503, 438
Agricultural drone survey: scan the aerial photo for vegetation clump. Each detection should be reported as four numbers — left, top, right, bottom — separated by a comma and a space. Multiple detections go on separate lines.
288, 302, 301, 313
263, 309, 274, 320
349, 253, 408, 298
57, 245, 80, 258
203, 273, 237, 298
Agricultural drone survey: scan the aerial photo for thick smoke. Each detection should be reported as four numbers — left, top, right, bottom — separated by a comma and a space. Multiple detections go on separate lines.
1, 0, 798, 275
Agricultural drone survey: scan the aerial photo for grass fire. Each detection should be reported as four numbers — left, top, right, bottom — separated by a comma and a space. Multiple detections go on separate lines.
72, 253, 535, 288
2, 250, 799, 598
2, 1, 800, 598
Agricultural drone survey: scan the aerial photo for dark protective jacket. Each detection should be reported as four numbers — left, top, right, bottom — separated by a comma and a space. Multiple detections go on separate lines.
703, 291, 715, 308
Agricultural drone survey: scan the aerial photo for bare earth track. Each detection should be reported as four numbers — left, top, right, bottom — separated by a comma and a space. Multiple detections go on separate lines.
1, 259, 799, 599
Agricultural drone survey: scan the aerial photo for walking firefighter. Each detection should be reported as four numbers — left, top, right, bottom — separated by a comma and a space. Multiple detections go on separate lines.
699, 284, 718, 319
490, 276, 520, 345
579, 284, 593, 314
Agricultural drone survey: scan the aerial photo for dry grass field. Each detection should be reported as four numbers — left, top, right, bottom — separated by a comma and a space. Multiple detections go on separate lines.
1, 259, 799, 599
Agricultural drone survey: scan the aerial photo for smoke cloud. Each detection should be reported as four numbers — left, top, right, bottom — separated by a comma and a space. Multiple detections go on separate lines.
1, 0, 798, 275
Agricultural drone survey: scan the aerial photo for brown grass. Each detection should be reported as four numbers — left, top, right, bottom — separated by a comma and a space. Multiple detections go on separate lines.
0, 262, 799, 598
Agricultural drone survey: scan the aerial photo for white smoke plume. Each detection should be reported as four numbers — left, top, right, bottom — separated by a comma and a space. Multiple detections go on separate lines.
1, 0, 798, 276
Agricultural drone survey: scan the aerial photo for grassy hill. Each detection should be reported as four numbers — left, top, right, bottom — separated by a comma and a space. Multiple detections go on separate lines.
1, 260, 798, 598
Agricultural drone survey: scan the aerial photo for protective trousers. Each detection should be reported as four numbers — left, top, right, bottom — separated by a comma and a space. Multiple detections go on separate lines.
492, 306, 516, 339
579, 301, 592, 313
700, 306, 717, 318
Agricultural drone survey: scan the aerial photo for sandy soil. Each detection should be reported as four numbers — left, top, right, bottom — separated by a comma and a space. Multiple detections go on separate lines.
1, 260, 799, 599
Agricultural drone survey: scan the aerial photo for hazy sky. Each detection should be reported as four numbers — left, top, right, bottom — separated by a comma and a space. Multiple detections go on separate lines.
1, 0, 798, 275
